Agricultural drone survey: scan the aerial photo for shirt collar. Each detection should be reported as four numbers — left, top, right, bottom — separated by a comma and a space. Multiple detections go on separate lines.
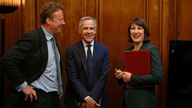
41, 26, 54, 41
82, 40, 94, 47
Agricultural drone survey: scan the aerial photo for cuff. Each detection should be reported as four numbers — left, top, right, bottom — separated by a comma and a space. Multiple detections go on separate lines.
15, 81, 28, 92
84, 96, 90, 101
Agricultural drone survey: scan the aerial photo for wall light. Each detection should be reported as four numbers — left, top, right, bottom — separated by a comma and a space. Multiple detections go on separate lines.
0, 0, 23, 14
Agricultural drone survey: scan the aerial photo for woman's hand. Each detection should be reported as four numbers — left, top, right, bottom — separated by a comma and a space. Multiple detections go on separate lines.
121, 72, 132, 82
115, 69, 124, 79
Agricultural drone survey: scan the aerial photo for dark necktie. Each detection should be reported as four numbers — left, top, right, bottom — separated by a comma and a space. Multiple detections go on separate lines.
51, 37, 63, 98
86, 44, 93, 73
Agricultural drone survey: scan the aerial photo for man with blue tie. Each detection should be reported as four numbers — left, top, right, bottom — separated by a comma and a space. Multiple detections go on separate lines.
65, 16, 110, 108
2, 2, 65, 108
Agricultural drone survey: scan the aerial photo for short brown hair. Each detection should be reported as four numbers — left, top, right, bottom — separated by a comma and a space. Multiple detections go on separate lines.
40, 2, 63, 24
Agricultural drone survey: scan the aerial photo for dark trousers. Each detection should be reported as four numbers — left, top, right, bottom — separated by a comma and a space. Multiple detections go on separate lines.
25, 89, 60, 108
4, 89, 60, 108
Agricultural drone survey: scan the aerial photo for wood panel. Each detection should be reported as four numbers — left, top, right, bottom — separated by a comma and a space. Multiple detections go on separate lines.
172, 0, 192, 40
148, 0, 161, 46
177, 0, 192, 40
22, 0, 36, 32
2, 0, 192, 108
160, 0, 172, 107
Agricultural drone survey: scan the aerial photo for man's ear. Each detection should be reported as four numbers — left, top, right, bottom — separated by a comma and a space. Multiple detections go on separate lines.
46, 17, 52, 25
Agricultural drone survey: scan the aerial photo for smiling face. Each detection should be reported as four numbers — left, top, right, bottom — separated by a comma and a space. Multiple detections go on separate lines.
79, 19, 96, 44
47, 9, 65, 35
130, 23, 145, 44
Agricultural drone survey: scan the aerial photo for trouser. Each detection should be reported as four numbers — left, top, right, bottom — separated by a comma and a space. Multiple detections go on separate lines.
3, 88, 60, 108
24, 88, 60, 108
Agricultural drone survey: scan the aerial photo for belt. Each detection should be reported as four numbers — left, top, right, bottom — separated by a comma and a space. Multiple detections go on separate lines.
34, 88, 58, 95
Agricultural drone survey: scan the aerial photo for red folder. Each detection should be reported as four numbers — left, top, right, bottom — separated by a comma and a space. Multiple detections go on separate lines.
124, 50, 151, 76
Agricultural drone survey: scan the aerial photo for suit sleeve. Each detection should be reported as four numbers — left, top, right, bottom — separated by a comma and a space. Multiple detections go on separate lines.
129, 46, 163, 86
2, 34, 35, 87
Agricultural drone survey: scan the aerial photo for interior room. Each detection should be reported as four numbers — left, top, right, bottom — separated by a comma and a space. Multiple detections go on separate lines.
1, 0, 192, 108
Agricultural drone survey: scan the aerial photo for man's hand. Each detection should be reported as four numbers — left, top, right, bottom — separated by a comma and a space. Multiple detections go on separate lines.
22, 86, 37, 102
84, 96, 98, 108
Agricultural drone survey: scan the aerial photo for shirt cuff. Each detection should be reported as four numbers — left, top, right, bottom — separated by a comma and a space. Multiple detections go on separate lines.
15, 81, 28, 92
84, 96, 90, 101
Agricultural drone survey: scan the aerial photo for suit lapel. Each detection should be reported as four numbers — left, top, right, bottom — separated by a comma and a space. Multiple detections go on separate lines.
93, 42, 99, 68
77, 42, 88, 76
39, 28, 48, 64
78, 41, 100, 77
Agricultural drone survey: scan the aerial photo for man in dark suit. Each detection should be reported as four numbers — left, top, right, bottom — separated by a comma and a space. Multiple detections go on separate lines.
1, 2, 65, 108
64, 16, 110, 108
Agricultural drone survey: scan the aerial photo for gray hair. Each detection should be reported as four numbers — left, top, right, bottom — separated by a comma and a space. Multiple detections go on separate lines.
79, 16, 97, 31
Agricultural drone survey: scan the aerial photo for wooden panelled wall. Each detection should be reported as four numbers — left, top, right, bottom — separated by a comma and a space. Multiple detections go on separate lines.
1, 0, 192, 108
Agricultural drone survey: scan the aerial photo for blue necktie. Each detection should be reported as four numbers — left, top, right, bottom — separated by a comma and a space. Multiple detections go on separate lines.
51, 37, 63, 98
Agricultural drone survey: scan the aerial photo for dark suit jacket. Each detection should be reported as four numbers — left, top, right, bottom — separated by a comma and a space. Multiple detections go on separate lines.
126, 43, 162, 86
64, 41, 110, 107
2, 27, 58, 108
120, 43, 163, 108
